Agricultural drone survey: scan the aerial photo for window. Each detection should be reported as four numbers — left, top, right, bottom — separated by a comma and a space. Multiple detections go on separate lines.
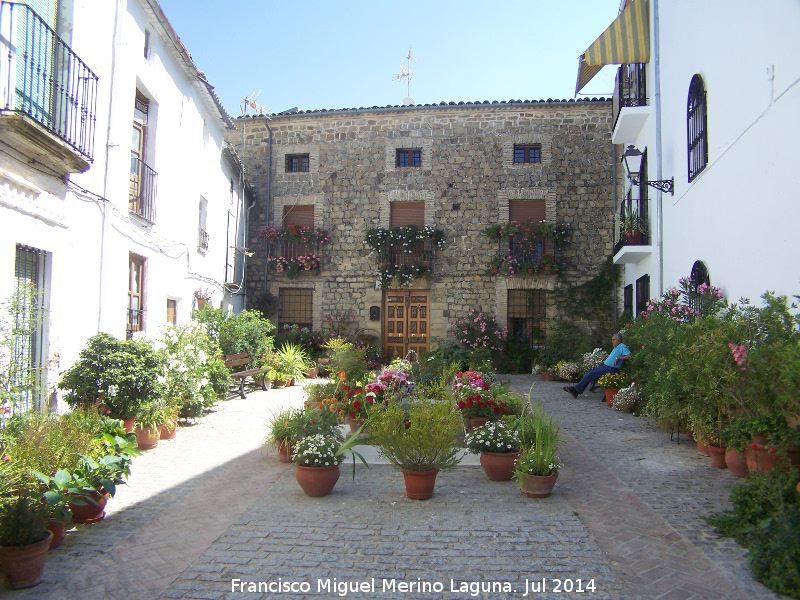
198, 197, 209, 253
507, 290, 546, 345
513, 145, 541, 164
689, 260, 710, 316
279, 288, 313, 330
396, 149, 422, 168
390, 201, 425, 265
687, 74, 708, 182
635, 274, 650, 316
508, 200, 547, 262
12, 244, 50, 412
285, 154, 309, 172
130, 92, 157, 222
128, 253, 146, 339
282, 205, 314, 261
166, 299, 177, 325
624, 284, 633, 318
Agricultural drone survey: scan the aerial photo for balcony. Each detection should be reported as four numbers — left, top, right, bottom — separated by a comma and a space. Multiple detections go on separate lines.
612, 63, 650, 146
0, 2, 97, 174
612, 230, 652, 265
487, 229, 562, 277
129, 156, 157, 223
198, 228, 209, 254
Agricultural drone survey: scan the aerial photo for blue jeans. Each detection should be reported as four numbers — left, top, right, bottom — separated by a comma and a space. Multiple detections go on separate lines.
574, 365, 619, 394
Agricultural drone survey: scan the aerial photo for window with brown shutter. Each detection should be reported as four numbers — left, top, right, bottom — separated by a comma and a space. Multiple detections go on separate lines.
508, 200, 547, 263
283, 206, 315, 261
390, 202, 425, 266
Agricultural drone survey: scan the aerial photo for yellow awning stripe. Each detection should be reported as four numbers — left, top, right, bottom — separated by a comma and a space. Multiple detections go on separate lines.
575, 0, 650, 94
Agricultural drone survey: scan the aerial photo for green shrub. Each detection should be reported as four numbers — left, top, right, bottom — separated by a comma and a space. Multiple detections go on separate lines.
749, 508, 800, 598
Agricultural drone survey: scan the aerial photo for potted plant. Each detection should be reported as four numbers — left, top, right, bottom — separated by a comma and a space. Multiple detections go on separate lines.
264, 406, 303, 462
134, 399, 168, 450
194, 288, 214, 310
621, 206, 647, 244
485, 255, 503, 275
292, 431, 368, 497
276, 343, 311, 385
33, 469, 94, 548
514, 401, 561, 498
367, 399, 463, 500
465, 421, 521, 481
0, 492, 52, 589
719, 418, 751, 477
597, 371, 630, 406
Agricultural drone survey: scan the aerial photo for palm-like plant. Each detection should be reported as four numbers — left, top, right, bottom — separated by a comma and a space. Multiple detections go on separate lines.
276, 343, 311, 382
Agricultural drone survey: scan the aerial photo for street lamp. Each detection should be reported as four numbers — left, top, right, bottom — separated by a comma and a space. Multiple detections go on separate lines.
622, 145, 674, 195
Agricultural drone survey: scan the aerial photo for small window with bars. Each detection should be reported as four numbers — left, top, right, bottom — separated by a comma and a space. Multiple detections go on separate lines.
687, 74, 708, 182
285, 154, 309, 173
280, 288, 313, 330
635, 274, 650, 317
507, 290, 546, 345
513, 145, 541, 164
396, 149, 422, 168
624, 284, 633, 318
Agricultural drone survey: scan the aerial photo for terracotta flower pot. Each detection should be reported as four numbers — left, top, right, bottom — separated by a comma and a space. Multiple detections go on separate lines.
0, 531, 53, 589
479, 451, 521, 481
277, 440, 294, 463
46, 516, 70, 549
346, 415, 366, 435
696, 440, 711, 456
745, 444, 777, 474
469, 417, 490, 430
708, 445, 727, 469
159, 411, 179, 440
540, 371, 554, 382
401, 468, 439, 500
295, 464, 340, 497
724, 449, 748, 477
604, 388, 620, 406
519, 471, 559, 498
68, 488, 109, 524
135, 426, 159, 449
121, 418, 136, 433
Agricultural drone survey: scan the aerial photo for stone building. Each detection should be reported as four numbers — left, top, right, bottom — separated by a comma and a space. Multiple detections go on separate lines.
231, 99, 617, 360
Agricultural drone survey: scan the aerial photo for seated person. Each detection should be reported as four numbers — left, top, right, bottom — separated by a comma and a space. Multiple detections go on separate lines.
564, 332, 630, 398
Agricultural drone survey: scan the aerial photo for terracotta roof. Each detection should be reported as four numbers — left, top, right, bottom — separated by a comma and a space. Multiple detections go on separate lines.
236, 97, 610, 120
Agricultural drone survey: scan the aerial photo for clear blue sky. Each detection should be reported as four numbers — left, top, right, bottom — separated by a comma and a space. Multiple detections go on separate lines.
158, 0, 621, 117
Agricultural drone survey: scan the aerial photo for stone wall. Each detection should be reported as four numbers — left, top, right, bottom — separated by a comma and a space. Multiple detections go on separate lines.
228, 100, 619, 350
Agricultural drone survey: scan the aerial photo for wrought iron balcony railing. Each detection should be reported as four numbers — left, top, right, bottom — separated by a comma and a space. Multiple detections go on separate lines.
613, 63, 647, 131
613, 229, 651, 256
126, 307, 143, 340
198, 228, 209, 253
0, 2, 98, 160
129, 156, 157, 223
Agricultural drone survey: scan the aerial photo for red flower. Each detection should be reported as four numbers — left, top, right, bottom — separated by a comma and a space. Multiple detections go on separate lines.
466, 399, 473, 407
352, 400, 362, 410
349, 411, 357, 419
367, 397, 375, 404
457, 401, 465, 409
342, 385, 351, 391
475, 395, 482, 401
347, 391, 355, 398
750, 443, 759, 450
355, 388, 363, 394
482, 383, 490, 390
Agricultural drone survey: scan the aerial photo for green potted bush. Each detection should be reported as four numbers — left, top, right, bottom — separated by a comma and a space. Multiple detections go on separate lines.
134, 399, 168, 450
367, 399, 463, 500
264, 406, 304, 462
276, 343, 311, 385
621, 205, 647, 244
514, 401, 561, 498
0, 492, 52, 589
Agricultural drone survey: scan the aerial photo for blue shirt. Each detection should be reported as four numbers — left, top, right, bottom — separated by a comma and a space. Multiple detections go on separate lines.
604, 343, 630, 368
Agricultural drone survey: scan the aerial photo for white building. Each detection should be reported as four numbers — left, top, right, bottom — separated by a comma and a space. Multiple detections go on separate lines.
0, 0, 253, 412
577, 0, 800, 315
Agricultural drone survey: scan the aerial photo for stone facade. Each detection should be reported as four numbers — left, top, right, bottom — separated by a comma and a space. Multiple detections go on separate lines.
229, 99, 617, 355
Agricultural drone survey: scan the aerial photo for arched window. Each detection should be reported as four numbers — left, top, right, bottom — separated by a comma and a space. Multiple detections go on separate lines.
690, 260, 710, 316
687, 75, 708, 182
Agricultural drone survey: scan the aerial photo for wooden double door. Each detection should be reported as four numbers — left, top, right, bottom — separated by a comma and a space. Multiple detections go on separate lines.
383, 290, 430, 361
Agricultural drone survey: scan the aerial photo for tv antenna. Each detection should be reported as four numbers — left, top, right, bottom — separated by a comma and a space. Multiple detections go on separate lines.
241, 90, 269, 116
393, 47, 417, 105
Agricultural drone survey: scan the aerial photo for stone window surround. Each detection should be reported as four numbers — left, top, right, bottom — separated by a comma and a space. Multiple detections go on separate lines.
502, 134, 552, 168
385, 138, 433, 172
378, 190, 436, 229
272, 193, 325, 228
497, 187, 556, 223
269, 282, 322, 333
278, 144, 320, 176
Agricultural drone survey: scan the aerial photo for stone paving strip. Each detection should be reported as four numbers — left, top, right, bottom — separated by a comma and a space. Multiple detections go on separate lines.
7, 376, 786, 600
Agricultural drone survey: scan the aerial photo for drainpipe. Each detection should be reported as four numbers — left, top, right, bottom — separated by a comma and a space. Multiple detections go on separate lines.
97, 0, 124, 332
613, 143, 618, 327
654, 0, 664, 296
264, 117, 273, 296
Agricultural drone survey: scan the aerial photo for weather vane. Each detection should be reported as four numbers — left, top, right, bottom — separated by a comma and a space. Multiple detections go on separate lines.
393, 47, 417, 105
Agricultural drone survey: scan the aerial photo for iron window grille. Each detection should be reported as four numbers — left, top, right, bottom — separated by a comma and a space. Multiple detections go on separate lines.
285, 154, 309, 172
279, 288, 313, 330
507, 289, 546, 345
687, 74, 708, 182
635, 274, 650, 316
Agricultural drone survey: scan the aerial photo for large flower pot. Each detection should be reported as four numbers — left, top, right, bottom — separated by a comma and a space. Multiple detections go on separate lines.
69, 488, 109, 524
479, 451, 521, 481
135, 426, 159, 449
0, 531, 53, 589
401, 469, 439, 500
277, 440, 294, 463
121, 418, 136, 433
725, 449, 748, 478
159, 411, 179, 440
519, 471, 559, 498
745, 444, 777, 474
604, 388, 620, 407
540, 371, 554, 382
468, 417, 490, 431
295, 464, 340, 497
696, 440, 711, 456
45, 516, 69, 549
346, 415, 366, 435
708, 445, 727, 469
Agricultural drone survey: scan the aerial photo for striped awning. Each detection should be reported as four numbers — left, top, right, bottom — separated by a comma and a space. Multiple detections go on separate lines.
575, 0, 650, 95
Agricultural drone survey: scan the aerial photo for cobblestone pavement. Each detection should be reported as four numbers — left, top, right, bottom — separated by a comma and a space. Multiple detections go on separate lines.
6, 377, 787, 600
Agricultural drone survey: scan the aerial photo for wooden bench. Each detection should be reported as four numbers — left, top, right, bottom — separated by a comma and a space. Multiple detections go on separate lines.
223, 352, 269, 399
